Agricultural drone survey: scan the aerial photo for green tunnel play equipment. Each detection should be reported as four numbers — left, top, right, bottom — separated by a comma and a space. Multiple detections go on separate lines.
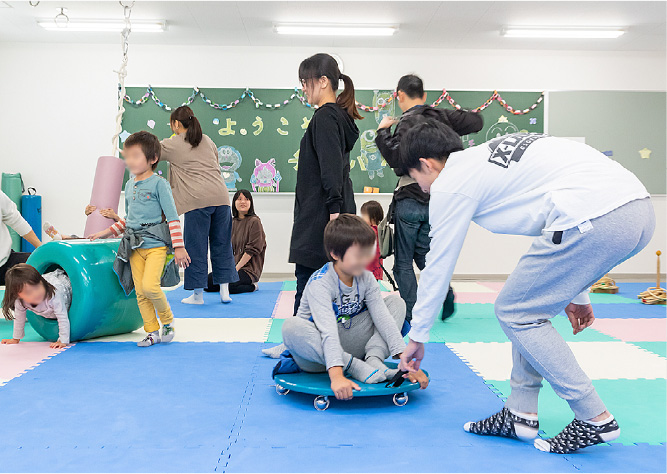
25, 239, 143, 342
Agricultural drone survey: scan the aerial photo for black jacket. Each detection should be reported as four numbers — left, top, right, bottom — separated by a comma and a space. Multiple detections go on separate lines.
375, 105, 484, 203
289, 103, 360, 269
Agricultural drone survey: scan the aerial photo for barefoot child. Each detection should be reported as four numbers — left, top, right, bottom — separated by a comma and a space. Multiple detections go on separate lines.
89, 131, 190, 347
2, 263, 71, 349
281, 214, 428, 401
397, 121, 654, 453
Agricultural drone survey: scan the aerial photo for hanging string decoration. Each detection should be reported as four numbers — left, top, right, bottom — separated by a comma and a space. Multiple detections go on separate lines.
111, 1, 134, 157
123, 87, 544, 115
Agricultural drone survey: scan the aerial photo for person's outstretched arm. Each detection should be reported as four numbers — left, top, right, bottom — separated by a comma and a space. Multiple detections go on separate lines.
408, 192, 478, 344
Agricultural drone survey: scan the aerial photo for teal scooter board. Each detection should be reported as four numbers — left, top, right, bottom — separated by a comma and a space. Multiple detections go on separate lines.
274, 362, 429, 411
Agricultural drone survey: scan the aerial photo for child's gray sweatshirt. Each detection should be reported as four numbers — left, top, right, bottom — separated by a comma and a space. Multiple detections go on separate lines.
296, 262, 406, 370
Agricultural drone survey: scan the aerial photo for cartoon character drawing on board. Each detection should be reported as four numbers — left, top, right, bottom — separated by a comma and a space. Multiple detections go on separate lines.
251, 158, 282, 192
356, 129, 386, 180
373, 90, 395, 125
218, 145, 243, 192
485, 115, 520, 141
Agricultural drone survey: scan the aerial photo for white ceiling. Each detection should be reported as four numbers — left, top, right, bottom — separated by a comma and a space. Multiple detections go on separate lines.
0, 1, 664, 51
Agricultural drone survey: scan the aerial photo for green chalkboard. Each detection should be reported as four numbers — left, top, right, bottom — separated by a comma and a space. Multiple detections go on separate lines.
121, 87, 545, 193
547, 91, 666, 194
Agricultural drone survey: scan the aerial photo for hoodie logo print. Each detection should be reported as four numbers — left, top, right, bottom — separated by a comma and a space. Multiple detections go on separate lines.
487, 133, 547, 168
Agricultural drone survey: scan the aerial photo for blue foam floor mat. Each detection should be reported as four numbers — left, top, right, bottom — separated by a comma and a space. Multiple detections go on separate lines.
1, 340, 664, 472
166, 283, 281, 318
0, 342, 264, 472
585, 302, 666, 319
222, 443, 666, 473
224, 344, 666, 473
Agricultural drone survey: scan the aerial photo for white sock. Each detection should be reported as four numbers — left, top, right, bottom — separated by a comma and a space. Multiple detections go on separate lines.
181, 289, 204, 305
509, 409, 539, 421
366, 356, 399, 380
220, 283, 232, 303
585, 414, 614, 426
262, 343, 287, 358
509, 409, 539, 441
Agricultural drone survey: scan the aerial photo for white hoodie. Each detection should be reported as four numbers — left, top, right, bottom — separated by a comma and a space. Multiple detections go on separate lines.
408, 134, 649, 343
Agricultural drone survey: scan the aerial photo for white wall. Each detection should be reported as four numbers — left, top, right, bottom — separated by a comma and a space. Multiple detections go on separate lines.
1, 43, 664, 276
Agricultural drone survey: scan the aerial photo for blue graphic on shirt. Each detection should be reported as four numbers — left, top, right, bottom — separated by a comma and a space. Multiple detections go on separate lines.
333, 279, 367, 324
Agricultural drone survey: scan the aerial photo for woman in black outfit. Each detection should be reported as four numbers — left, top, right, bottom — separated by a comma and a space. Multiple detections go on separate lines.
288, 53, 362, 315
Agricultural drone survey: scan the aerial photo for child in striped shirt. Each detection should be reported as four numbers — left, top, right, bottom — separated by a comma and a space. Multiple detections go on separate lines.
89, 131, 189, 347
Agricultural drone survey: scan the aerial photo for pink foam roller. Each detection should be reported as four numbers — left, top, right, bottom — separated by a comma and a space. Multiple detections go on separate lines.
83, 156, 126, 236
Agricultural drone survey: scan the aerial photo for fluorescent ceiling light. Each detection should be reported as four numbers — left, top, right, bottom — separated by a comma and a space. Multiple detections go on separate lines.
37, 19, 166, 32
275, 23, 398, 37
502, 27, 625, 39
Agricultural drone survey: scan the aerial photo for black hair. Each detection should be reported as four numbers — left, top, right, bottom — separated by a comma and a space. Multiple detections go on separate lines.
323, 214, 377, 261
397, 74, 425, 99
170, 105, 203, 147
124, 131, 161, 170
360, 201, 384, 226
399, 119, 464, 174
298, 53, 363, 120
232, 189, 257, 219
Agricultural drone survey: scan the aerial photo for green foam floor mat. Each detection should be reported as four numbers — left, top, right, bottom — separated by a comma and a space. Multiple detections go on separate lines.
629, 342, 667, 358
0, 319, 46, 342
486, 379, 666, 445
424, 315, 619, 343
453, 303, 498, 319
281, 281, 297, 291
266, 318, 285, 343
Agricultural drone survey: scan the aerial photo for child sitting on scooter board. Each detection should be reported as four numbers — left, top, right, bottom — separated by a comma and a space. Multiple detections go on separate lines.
281, 214, 429, 401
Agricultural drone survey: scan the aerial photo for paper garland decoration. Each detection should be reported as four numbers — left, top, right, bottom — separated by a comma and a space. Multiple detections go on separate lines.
123, 86, 544, 116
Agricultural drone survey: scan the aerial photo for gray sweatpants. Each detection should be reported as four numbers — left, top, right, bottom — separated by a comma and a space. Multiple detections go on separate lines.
282, 294, 406, 372
496, 198, 655, 420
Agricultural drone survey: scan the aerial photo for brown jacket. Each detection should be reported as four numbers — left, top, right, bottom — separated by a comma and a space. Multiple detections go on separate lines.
160, 133, 230, 214
232, 215, 266, 282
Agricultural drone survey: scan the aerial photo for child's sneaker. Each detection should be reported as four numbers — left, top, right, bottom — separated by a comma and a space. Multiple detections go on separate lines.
464, 407, 539, 441
138, 331, 161, 347
534, 417, 620, 454
161, 324, 175, 343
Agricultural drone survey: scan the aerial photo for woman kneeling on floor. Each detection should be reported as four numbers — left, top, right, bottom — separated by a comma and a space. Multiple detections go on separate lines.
279, 214, 428, 401
206, 190, 266, 295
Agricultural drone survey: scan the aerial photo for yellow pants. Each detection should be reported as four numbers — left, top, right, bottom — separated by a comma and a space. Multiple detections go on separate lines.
129, 247, 173, 333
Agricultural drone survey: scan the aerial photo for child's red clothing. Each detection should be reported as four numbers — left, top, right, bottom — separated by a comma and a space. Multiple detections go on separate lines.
367, 225, 383, 280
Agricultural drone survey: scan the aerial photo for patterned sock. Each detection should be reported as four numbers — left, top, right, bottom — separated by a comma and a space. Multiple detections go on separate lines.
534, 416, 620, 454
43, 222, 63, 241
464, 407, 539, 441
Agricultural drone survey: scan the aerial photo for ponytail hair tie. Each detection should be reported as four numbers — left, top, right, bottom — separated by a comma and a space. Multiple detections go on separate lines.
189, 116, 194, 120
